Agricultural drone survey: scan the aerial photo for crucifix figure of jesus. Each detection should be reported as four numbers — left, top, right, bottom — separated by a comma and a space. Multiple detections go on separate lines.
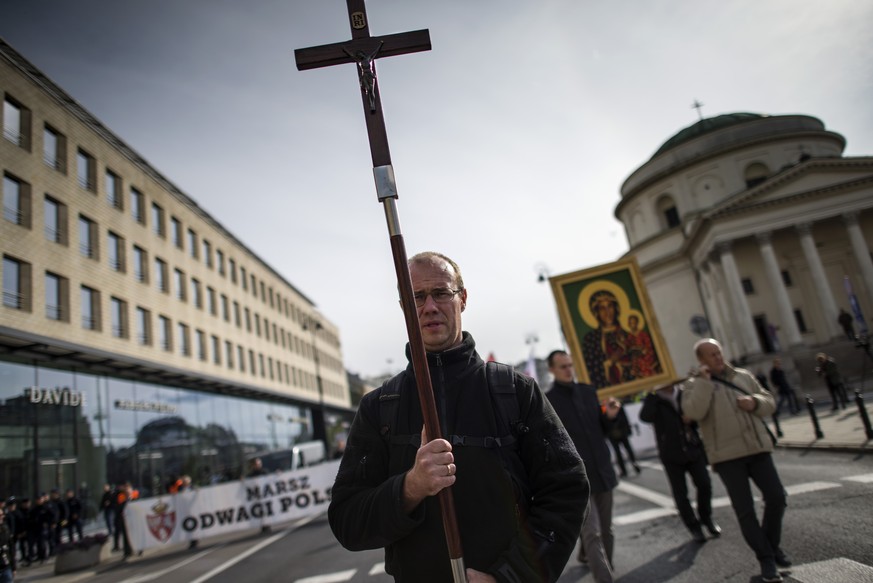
295, 3, 468, 582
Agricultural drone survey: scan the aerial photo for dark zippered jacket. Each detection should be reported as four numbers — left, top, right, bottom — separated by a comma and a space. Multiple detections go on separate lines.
328, 333, 588, 583
639, 391, 706, 465
545, 381, 617, 494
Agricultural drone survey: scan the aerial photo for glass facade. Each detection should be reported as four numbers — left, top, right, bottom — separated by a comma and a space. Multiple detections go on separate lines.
0, 359, 313, 518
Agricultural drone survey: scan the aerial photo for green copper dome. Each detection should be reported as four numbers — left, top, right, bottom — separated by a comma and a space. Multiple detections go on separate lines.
652, 112, 766, 159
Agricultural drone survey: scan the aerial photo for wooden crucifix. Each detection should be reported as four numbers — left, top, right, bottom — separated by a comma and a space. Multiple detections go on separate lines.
295, 3, 466, 581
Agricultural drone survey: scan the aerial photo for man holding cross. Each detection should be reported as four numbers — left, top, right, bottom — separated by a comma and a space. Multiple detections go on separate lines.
328, 252, 589, 582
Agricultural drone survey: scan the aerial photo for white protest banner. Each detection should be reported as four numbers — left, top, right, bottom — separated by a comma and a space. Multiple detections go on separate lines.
125, 460, 340, 551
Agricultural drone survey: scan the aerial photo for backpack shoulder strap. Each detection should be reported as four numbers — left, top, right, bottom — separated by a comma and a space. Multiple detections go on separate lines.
377, 371, 420, 447
486, 361, 524, 445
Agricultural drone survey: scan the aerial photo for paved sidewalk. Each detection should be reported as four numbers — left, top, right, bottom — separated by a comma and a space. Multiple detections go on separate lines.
769, 398, 873, 453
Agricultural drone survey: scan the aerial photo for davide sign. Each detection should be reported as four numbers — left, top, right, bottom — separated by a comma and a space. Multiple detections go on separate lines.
25, 386, 85, 407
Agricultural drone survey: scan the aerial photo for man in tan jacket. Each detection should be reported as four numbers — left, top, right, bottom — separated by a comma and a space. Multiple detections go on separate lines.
681, 339, 789, 583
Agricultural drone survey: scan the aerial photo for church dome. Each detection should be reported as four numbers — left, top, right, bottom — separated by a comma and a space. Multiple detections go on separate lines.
651, 113, 766, 159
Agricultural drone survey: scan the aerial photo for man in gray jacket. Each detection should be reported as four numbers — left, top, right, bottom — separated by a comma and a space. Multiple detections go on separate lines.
681, 339, 789, 583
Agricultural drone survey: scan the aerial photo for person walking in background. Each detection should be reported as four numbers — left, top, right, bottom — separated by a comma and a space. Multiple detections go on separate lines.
682, 339, 789, 583
838, 308, 855, 341
100, 484, 114, 536
606, 404, 640, 478
770, 358, 800, 416
639, 385, 720, 543
0, 506, 15, 583
547, 350, 619, 583
63, 489, 83, 542
815, 353, 849, 411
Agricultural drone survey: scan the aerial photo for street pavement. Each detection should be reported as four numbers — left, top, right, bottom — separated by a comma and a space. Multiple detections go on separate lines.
17, 395, 873, 583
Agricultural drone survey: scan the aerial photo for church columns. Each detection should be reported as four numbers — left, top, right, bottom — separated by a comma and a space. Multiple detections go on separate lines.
843, 212, 873, 306
717, 242, 762, 355
796, 223, 842, 339
699, 265, 741, 357
756, 232, 803, 347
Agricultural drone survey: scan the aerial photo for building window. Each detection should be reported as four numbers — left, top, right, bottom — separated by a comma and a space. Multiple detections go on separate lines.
130, 187, 145, 223
794, 309, 808, 333
211, 335, 221, 365
158, 315, 172, 351
259, 354, 265, 377
192, 278, 202, 309
207, 286, 216, 316
196, 330, 207, 361
44, 271, 68, 321
251, 274, 257, 296
174, 268, 186, 301
260, 281, 266, 302
213, 252, 224, 279
244, 307, 251, 332
171, 217, 182, 248
663, 206, 680, 228
43, 196, 65, 244
264, 318, 270, 341
255, 314, 261, 337
155, 258, 168, 292
105, 170, 122, 209
76, 149, 96, 192
43, 125, 66, 171
133, 246, 148, 283
741, 278, 755, 295
3, 174, 31, 227
187, 229, 198, 258
240, 267, 247, 290
221, 294, 229, 322
178, 323, 190, 356
78, 215, 98, 259
108, 231, 125, 272
225, 341, 234, 369
249, 350, 256, 375
229, 258, 236, 283
110, 296, 128, 338
3, 96, 30, 149
151, 202, 165, 237
203, 239, 212, 268
136, 307, 151, 345
80, 285, 100, 330
744, 162, 770, 189
238, 345, 245, 372
781, 270, 793, 287
233, 300, 241, 327
2, 256, 30, 310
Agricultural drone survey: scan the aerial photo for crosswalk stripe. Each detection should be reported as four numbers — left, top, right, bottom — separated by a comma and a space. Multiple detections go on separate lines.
294, 569, 357, 583
784, 481, 840, 495
843, 473, 873, 483
616, 481, 677, 508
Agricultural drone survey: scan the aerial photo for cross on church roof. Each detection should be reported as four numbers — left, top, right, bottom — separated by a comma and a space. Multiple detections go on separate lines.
691, 99, 705, 121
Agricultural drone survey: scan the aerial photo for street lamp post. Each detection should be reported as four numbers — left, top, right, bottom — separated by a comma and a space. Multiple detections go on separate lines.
303, 318, 328, 452
536, 264, 568, 351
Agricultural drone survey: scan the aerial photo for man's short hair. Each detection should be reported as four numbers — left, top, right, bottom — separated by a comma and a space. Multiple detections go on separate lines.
408, 251, 464, 289
693, 338, 722, 357
547, 350, 568, 367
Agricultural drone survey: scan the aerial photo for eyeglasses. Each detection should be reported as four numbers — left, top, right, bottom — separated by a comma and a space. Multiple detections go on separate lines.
413, 288, 462, 307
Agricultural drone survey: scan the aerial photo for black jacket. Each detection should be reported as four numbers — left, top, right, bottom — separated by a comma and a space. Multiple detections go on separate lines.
0, 522, 14, 572
328, 333, 588, 583
639, 391, 705, 465
546, 381, 617, 494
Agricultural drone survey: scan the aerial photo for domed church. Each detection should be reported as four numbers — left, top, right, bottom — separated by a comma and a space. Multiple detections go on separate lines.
615, 113, 873, 382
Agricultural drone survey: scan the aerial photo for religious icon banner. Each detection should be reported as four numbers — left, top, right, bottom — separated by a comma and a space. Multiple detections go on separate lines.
549, 258, 675, 398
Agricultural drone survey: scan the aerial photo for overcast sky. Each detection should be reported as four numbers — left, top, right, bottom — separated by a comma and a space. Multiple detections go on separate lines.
3, 1, 872, 379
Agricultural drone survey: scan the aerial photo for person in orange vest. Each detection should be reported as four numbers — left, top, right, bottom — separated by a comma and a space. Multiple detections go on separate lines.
112, 482, 138, 558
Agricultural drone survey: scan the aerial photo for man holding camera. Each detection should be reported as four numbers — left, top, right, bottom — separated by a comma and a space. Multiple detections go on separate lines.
681, 339, 789, 583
